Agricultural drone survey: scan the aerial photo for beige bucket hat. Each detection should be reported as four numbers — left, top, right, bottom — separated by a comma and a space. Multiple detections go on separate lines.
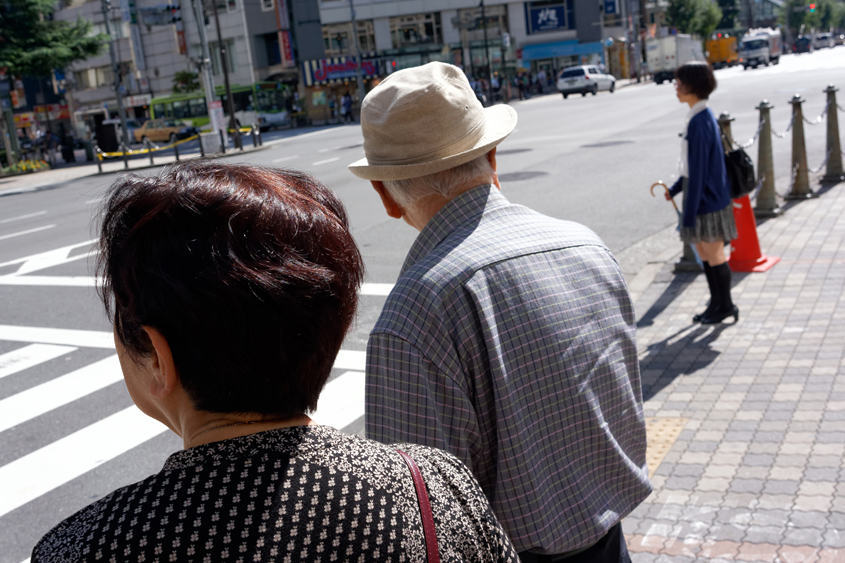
348, 62, 518, 181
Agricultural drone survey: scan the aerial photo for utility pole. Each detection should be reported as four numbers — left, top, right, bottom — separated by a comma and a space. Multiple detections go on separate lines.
348, 0, 366, 102
101, 0, 130, 146
210, 0, 241, 149
480, 0, 492, 104
191, 0, 223, 143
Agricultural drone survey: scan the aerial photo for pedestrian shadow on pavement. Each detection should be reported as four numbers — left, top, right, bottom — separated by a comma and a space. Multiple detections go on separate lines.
639, 323, 729, 401
636, 272, 697, 328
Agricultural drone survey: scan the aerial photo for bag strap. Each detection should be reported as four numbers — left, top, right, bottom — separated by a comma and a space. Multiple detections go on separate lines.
396, 450, 440, 563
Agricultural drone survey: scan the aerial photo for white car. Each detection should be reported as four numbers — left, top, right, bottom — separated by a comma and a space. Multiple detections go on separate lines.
813, 33, 834, 49
556, 65, 616, 99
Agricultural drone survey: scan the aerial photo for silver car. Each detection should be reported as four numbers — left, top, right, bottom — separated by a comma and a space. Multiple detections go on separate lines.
556, 65, 616, 99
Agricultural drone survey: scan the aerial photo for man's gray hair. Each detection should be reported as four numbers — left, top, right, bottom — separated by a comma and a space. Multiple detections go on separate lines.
382, 154, 494, 209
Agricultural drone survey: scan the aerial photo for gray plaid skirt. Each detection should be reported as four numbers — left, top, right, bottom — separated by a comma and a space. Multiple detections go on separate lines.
680, 179, 738, 244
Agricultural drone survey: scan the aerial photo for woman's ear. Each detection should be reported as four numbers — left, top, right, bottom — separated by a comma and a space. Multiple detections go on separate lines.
141, 327, 180, 399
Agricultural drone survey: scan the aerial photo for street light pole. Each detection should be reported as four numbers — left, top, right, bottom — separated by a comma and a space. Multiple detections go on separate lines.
101, 0, 130, 146
480, 0, 492, 104
211, 0, 242, 149
348, 0, 366, 102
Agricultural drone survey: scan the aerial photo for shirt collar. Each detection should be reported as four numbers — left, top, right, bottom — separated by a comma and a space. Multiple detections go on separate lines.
686, 99, 709, 122
401, 184, 507, 275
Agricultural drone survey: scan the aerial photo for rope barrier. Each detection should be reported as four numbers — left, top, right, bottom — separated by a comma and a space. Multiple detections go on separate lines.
734, 118, 765, 149
97, 134, 199, 160
810, 150, 833, 175
772, 115, 795, 139
802, 101, 828, 126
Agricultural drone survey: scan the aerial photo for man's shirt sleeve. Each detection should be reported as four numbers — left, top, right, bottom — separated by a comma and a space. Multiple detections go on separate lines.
365, 331, 483, 476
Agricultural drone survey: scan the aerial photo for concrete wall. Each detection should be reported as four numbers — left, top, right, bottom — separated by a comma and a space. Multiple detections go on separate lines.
290, 0, 325, 61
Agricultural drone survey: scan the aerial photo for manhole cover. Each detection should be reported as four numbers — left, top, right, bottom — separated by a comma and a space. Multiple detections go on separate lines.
498, 171, 549, 182
581, 140, 634, 148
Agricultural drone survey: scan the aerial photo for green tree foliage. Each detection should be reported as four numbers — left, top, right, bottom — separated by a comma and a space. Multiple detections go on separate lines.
667, 0, 724, 38
716, 0, 740, 30
172, 71, 200, 94
779, 0, 840, 36
0, 0, 106, 77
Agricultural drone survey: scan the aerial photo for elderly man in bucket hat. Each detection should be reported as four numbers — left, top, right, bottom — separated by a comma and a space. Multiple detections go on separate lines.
350, 62, 652, 563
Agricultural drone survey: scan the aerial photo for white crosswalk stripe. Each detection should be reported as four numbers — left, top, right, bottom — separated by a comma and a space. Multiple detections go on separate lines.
0, 344, 76, 380
0, 325, 370, 537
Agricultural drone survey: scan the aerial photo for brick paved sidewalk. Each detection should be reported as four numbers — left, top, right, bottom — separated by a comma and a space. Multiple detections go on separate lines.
623, 180, 845, 563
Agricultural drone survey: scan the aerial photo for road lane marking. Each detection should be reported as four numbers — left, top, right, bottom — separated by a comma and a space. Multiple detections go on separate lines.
360, 282, 394, 296
312, 157, 340, 166
0, 211, 47, 224
263, 128, 335, 146
0, 277, 398, 297
0, 406, 166, 518
0, 325, 115, 349
272, 155, 298, 163
310, 370, 365, 430
0, 225, 55, 242
0, 239, 97, 276
0, 356, 122, 433
0, 344, 77, 381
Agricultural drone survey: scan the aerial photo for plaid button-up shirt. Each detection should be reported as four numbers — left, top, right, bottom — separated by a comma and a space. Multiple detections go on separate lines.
366, 185, 651, 555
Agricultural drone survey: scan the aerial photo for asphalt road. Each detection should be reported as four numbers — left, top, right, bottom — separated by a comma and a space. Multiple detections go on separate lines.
1, 47, 844, 562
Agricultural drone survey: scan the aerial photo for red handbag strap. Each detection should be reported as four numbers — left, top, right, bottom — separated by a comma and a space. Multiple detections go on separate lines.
396, 450, 440, 563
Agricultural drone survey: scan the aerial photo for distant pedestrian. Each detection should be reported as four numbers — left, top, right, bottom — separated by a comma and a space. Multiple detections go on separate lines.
349, 62, 651, 563
341, 92, 354, 123
666, 61, 738, 324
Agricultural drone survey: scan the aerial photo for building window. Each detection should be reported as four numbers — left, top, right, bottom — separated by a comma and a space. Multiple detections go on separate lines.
322, 21, 375, 56
214, 0, 236, 13
456, 5, 508, 40
261, 0, 274, 11
96, 65, 114, 87
209, 40, 237, 75
265, 33, 281, 65
525, 0, 575, 34
389, 13, 441, 48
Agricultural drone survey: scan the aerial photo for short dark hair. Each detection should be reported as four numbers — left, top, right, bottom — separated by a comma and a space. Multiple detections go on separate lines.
675, 61, 717, 99
97, 162, 364, 417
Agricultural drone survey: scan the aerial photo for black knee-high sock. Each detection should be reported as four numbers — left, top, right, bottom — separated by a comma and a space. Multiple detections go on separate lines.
702, 262, 718, 314
712, 263, 734, 311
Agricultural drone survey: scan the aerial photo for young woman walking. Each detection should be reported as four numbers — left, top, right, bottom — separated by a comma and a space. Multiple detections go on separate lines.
667, 62, 739, 324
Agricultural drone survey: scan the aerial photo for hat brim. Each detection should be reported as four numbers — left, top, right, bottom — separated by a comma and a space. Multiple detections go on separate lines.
348, 104, 518, 181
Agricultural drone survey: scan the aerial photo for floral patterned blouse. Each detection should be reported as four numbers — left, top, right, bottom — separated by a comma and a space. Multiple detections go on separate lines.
32, 424, 518, 563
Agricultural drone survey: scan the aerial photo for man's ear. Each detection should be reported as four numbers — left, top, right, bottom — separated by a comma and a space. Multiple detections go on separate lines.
141, 327, 180, 400
487, 148, 501, 190
371, 181, 404, 219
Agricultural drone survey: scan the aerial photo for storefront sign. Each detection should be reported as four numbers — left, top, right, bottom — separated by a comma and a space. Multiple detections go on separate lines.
527, 5, 567, 33
604, 0, 617, 14
302, 57, 379, 87
126, 94, 151, 107
13, 112, 34, 126
33, 103, 70, 120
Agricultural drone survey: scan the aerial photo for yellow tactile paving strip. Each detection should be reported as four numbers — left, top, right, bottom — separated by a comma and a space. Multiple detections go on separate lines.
644, 417, 689, 477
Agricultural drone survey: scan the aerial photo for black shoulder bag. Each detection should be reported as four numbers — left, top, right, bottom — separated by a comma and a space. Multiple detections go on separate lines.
718, 123, 756, 199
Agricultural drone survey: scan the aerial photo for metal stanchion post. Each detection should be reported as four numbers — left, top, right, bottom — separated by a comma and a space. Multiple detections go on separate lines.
199, 135, 205, 158
755, 100, 781, 217
147, 139, 154, 166
174, 140, 180, 162
786, 94, 814, 199
823, 85, 843, 182
96, 151, 103, 174
257, 127, 262, 146
251, 125, 258, 148
219, 130, 226, 154
122, 143, 129, 170
718, 111, 735, 150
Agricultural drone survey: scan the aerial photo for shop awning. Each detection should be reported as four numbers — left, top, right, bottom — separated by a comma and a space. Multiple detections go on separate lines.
521, 40, 604, 62
302, 56, 380, 87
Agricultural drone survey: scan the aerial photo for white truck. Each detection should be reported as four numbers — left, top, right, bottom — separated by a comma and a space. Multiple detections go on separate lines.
739, 28, 782, 69
646, 34, 706, 85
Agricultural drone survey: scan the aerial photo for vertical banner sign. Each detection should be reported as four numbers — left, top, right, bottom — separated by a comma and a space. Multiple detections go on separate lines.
276, 0, 290, 29
604, 0, 617, 15
279, 30, 294, 68
177, 30, 188, 54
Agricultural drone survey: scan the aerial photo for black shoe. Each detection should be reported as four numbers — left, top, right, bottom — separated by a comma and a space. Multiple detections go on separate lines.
700, 305, 739, 324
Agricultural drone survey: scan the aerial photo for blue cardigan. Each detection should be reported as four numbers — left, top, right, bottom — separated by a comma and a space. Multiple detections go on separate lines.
669, 108, 731, 228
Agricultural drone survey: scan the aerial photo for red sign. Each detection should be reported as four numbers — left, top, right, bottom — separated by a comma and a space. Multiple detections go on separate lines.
177, 30, 187, 55
313, 59, 376, 82
279, 30, 294, 68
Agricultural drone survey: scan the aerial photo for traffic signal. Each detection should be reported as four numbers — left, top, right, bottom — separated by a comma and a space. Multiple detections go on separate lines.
809, 3, 815, 11
140, 4, 181, 26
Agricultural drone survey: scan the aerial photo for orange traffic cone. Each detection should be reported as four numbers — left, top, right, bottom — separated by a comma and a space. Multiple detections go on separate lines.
728, 195, 780, 272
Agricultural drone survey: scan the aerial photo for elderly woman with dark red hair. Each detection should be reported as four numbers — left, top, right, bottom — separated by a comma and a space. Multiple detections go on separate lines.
31, 162, 517, 563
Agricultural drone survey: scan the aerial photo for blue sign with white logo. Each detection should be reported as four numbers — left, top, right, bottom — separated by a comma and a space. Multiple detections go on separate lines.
604, 0, 617, 14
527, 5, 567, 33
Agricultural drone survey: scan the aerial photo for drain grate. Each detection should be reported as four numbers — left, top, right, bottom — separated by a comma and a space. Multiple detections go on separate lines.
644, 417, 689, 477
